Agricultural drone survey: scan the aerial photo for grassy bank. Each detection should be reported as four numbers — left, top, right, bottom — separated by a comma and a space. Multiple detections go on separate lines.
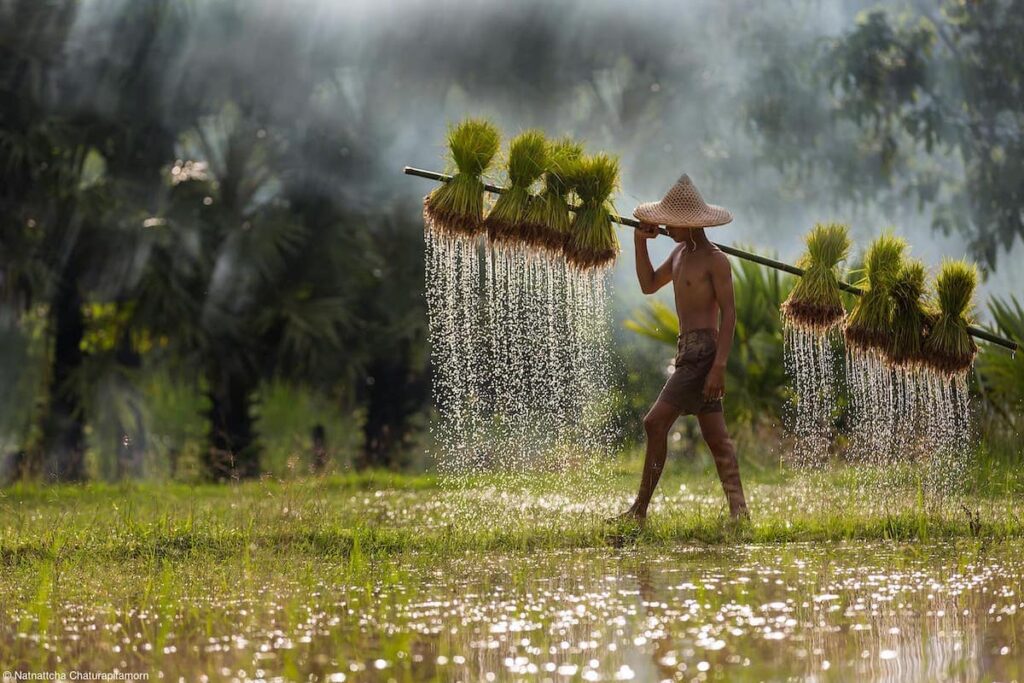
3, 455, 1023, 569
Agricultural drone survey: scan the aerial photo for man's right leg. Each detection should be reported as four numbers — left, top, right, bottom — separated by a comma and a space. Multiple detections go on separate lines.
628, 400, 682, 519
697, 411, 748, 518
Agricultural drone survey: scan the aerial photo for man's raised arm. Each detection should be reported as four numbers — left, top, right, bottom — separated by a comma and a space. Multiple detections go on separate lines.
634, 222, 674, 294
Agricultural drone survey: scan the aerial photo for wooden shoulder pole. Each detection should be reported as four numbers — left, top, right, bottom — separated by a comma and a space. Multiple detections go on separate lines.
403, 166, 1018, 353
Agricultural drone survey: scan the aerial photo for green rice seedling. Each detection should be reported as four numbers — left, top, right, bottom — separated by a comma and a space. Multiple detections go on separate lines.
522, 138, 585, 252
424, 118, 501, 237
844, 233, 907, 353
563, 153, 620, 270
923, 259, 978, 376
484, 130, 548, 247
885, 258, 930, 367
781, 222, 851, 332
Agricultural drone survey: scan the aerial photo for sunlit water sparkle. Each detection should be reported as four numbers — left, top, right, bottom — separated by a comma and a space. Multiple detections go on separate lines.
844, 349, 974, 502
424, 217, 619, 513
6, 541, 1022, 682
783, 326, 842, 468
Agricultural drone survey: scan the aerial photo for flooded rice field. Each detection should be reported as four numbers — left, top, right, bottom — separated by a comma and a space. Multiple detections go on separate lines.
2, 540, 1023, 681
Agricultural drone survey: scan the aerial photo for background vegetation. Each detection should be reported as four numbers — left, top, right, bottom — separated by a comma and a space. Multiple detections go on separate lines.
1, 0, 1021, 482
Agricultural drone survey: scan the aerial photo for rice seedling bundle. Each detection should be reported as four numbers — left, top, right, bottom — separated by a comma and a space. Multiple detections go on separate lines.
522, 138, 584, 252
844, 234, 907, 353
563, 153, 620, 270
484, 130, 548, 247
923, 259, 978, 376
424, 118, 501, 237
781, 222, 851, 333
884, 258, 930, 368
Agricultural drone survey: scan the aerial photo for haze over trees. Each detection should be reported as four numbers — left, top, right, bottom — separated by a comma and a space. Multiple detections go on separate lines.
1, 0, 1020, 481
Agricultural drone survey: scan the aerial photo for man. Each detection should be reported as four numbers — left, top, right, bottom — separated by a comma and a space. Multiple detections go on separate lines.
614, 174, 749, 523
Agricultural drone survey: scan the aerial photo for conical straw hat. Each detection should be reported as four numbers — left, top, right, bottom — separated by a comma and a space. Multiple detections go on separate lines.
633, 173, 733, 228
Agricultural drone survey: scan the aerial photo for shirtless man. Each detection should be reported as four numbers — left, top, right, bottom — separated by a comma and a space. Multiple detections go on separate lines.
614, 175, 749, 523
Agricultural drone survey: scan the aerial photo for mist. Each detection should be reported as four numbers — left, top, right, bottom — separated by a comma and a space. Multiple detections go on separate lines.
57, 0, 1023, 315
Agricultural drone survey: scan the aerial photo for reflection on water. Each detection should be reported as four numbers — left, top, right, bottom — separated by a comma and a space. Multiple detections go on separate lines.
2, 542, 1022, 681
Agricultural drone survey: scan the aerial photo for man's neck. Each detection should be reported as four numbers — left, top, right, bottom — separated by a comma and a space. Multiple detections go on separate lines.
687, 228, 711, 248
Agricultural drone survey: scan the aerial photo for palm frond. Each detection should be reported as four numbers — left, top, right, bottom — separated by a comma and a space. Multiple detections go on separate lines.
976, 295, 1024, 420
624, 299, 678, 345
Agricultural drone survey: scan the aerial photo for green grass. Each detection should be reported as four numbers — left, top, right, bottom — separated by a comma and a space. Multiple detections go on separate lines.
3, 453, 1024, 677
3, 454, 1023, 570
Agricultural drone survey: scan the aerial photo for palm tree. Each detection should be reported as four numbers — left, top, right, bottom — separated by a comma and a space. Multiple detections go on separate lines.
1, 0, 197, 480
133, 103, 351, 480
976, 296, 1024, 431
0, 0, 111, 480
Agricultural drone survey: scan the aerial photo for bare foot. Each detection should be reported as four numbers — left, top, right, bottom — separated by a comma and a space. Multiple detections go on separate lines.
728, 507, 751, 524
605, 509, 646, 526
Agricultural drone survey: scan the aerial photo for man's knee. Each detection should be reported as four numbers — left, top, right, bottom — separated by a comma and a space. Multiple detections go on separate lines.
643, 412, 673, 437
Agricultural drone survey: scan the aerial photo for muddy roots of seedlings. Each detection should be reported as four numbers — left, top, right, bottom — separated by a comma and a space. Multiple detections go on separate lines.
843, 305, 893, 354
782, 299, 845, 333
423, 183, 488, 238
486, 186, 534, 246
925, 345, 978, 377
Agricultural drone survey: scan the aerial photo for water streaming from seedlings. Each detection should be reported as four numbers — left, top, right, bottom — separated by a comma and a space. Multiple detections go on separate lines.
424, 226, 487, 474
845, 348, 974, 502
845, 348, 897, 468
427, 210, 980, 510
921, 371, 973, 500
783, 326, 842, 468
424, 218, 618, 506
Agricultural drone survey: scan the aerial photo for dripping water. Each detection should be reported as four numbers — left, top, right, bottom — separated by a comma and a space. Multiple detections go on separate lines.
423, 219, 619, 517
783, 326, 842, 468
844, 347, 974, 503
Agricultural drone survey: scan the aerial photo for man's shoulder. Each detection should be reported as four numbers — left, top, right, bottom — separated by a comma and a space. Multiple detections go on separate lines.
706, 247, 731, 271
707, 245, 728, 260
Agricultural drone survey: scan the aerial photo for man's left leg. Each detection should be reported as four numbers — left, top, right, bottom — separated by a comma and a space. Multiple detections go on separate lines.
697, 411, 748, 518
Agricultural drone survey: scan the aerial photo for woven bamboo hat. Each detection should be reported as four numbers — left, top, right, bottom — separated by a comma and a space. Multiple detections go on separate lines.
633, 173, 733, 228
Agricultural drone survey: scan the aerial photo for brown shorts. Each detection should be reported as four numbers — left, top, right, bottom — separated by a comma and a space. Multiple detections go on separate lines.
656, 328, 723, 415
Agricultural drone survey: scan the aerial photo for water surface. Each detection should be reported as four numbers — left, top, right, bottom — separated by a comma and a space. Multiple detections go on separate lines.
3, 540, 1022, 681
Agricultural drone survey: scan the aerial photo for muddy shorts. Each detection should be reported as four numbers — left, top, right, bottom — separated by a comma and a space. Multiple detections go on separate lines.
656, 328, 723, 415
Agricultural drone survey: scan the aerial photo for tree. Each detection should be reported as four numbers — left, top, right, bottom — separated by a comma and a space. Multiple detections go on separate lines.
746, 1, 1024, 270
137, 104, 351, 480
1, 0, 197, 480
1, 0, 106, 480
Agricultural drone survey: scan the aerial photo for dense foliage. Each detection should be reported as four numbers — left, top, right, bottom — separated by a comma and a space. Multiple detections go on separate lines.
747, 1, 1024, 269
0, 1, 427, 480
1, 0, 1020, 481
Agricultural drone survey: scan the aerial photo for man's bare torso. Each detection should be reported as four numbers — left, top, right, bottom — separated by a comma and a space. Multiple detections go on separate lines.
670, 243, 724, 331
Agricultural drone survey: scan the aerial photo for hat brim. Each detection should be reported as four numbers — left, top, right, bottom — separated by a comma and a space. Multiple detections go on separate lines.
633, 200, 734, 228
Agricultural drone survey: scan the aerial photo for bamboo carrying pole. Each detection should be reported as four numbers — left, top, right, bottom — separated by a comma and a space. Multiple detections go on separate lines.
405, 166, 1018, 353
